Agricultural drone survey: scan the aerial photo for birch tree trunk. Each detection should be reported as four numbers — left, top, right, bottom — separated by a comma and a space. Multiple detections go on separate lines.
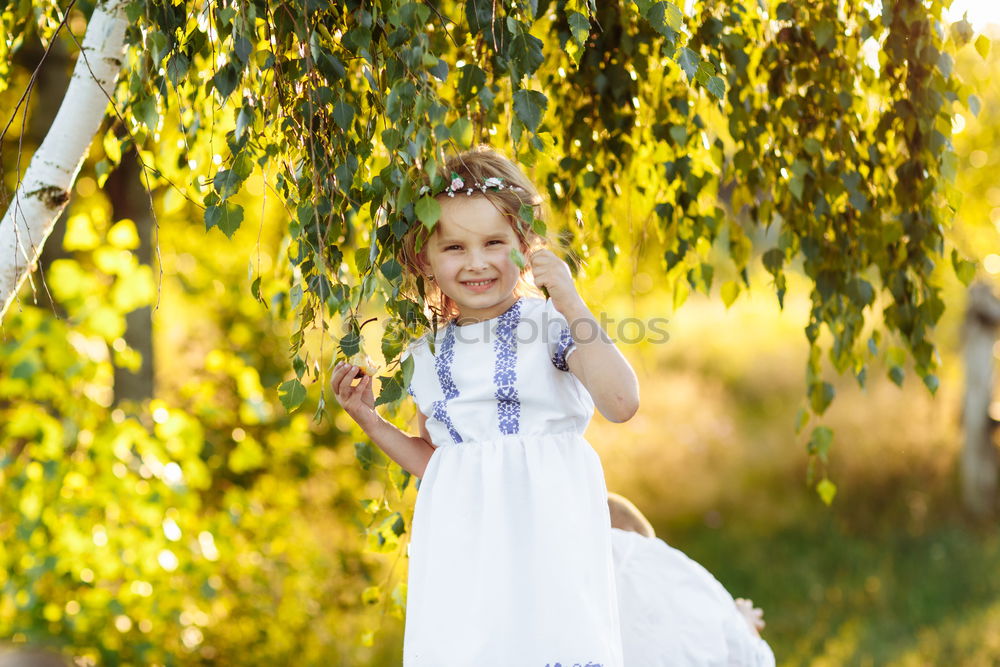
961, 281, 1000, 518
0, 0, 128, 320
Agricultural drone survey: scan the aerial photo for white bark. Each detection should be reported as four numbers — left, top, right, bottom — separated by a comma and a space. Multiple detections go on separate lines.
961, 281, 1000, 518
0, 0, 128, 319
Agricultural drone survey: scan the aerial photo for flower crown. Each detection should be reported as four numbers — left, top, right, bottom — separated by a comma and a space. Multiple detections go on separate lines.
419, 172, 526, 198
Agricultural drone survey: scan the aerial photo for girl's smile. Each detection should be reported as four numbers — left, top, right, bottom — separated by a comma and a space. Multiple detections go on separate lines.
418, 195, 527, 323
461, 278, 497, 292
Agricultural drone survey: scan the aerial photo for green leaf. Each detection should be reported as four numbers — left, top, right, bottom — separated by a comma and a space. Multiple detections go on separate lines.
676, 47, 699, 82
518, 202, 536, 228
374, 374, 404, 407
513, 89, 547, 132
134, 95, 158, 131
354, 441, 384, 470
389, 464, 412, 494
816, 478, 837, 506
235, 154, 255, 182
847, 278, 874, 307
213, 169, 243, 199
662, 2, 683, 31
720, 280, 740, 308
278, 379, 307, 412
705, 76, 725, 100
508, 31, 545, 81
211, 63, 239, 99
923, 373, 939, 396
251, 276, 264, 304
340, 332, 361, 358
429, 59, 450, 82
813, 20, 834, 49
644, 2, 682, 38
205, 203, 244, 238
450, 117, 474, 148
951, 248, 977, 286
762, 248, 784, 275
807, 425, 833, 461
234, 34, 253, 64
415, 196, 441, 230
11, 356, 40, 380
509, 248, 526, 269
809, 381, 835, 414
968, 94, 981, 117
333, 101, 355, 131
794, 407, 809, 435
235, 106, 253, 141
567, 11, 590, 46
166, 53, 190, 87
673, 277, 690, 310
380, 259, 402, 281
975, 34, 991, 59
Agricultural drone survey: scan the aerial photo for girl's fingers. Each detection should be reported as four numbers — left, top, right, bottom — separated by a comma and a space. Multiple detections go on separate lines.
337, 366, 360, 396
331, 362, 350, 386
351, 374, 369, 395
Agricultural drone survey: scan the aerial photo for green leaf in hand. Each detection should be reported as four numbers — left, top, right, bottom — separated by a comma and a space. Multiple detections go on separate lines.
509, 247, 549, 298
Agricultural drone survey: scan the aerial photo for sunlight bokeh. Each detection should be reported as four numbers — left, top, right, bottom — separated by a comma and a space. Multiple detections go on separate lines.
946, 0, 1000, 29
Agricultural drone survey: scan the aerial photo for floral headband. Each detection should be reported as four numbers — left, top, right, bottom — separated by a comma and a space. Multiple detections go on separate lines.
419, 172, 526, 198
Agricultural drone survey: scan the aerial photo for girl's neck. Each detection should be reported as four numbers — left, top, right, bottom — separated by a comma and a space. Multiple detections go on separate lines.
451, 294, 521, 327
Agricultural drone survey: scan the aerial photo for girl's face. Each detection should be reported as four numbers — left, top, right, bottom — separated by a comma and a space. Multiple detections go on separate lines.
418, 195, 526, 323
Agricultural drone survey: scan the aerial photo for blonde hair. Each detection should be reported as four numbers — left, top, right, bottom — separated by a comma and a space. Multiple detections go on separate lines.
399, 145, 549, 326
608, 492, 656, 538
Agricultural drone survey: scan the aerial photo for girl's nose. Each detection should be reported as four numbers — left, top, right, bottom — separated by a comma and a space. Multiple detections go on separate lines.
466, 250, 488, 269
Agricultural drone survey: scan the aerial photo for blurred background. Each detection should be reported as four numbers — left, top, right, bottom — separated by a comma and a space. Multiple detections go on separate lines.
2, 7, 1000, 667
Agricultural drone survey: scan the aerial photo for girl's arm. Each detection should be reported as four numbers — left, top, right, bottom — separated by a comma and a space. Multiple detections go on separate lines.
529, 250, 640, 423
332, 361, 437, 477
560, 297, 640, 423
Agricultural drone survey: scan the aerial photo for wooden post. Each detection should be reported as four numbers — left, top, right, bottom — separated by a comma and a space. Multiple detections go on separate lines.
960, 281, 1000, 518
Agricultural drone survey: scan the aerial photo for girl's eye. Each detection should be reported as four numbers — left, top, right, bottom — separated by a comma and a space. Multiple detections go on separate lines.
445, 245, 461, 251
487, 240, 504, 246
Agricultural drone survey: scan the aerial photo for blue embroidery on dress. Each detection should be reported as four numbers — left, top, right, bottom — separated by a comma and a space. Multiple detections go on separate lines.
552, 325, 575, 371
494, 299, 522, 434
431, 325, 463, 444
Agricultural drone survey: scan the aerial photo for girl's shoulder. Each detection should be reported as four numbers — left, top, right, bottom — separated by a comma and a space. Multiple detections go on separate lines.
510, 295, 558, 326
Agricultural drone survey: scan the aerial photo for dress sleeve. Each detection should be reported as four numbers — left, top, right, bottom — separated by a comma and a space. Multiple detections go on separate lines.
543, 298, 578, 372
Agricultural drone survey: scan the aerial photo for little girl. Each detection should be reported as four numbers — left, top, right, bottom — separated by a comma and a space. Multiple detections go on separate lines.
332, 146, 639, 666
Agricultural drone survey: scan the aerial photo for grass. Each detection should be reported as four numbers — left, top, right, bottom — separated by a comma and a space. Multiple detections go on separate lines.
671, 517, 1000, 665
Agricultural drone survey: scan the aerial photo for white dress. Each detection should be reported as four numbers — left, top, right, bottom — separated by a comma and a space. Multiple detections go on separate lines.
402, 296, 624, 667
611, 528, 776, 666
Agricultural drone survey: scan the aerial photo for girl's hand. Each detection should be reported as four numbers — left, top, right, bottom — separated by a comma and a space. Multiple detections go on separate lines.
332, 361, 376, 425
528, 249, 583, 312
734, 598, 765, 636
